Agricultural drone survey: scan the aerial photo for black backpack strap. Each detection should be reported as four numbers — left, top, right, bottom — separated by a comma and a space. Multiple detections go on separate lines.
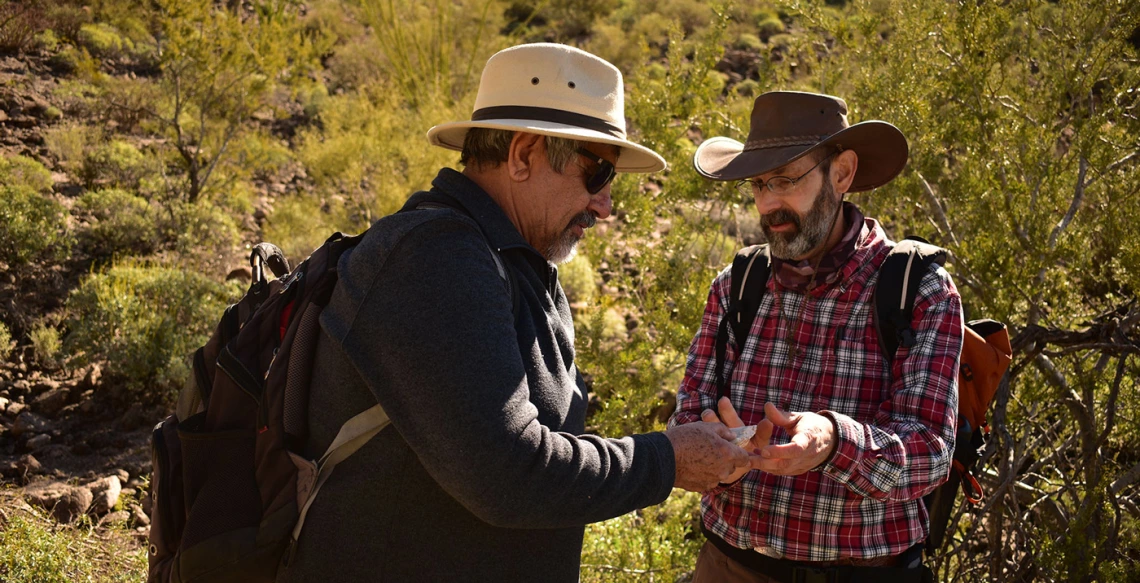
873, 236, 947, 363
714, 245, 771, 401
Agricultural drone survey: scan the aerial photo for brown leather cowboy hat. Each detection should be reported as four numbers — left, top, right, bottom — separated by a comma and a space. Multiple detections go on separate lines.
693, 91, 908, 192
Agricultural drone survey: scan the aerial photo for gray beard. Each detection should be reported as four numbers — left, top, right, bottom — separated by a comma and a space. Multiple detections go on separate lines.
761, 180, 839, 260
545, 211, 596, 264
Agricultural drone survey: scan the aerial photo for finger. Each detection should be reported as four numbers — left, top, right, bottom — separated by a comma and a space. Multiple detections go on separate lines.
764, 402, 795, 428
701, 409, 720, 423
717, 397, 745, 428
710, 422, 736, 441
762, 441, 808, 459
751, 419, 775, 450
725, 443, 751, 467
754, 457, 792, 474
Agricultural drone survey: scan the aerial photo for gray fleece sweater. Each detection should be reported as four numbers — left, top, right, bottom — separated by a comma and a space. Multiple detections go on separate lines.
279, 168, 676, 582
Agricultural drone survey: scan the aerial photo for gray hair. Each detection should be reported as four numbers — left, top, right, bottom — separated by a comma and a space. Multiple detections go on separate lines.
460, 128, 580, 173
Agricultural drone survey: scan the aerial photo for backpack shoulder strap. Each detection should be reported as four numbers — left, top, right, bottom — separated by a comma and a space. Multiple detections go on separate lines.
714, 244, 771, 401
874, 236, 948, 362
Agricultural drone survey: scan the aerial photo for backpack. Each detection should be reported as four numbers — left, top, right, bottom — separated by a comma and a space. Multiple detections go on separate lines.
147, 202, 514, 583
712, 236, 1013, 555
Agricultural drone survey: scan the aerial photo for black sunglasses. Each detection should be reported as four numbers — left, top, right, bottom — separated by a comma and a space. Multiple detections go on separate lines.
575, 148, 617, 194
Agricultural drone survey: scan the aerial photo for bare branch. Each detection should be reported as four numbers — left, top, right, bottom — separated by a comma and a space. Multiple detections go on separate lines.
915, 171, 959, 246
1048, 156, 1088, 250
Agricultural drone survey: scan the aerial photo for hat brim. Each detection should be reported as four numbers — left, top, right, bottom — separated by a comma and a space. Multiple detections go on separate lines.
428, 120, 667, 173
693, 121, 908, 192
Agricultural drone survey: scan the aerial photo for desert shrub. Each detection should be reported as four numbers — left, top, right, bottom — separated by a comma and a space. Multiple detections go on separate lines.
29, 322, 61, 368
162, 200, 243, 274
0, 321, 12, 361
81, 139, 149, 189
64, 262, 241, 403
0, 1, 49, 53
262, 192, 356, 264
732, 32, 763, 51
0, 501, 146, 583
44, 122, 102, 175
559, 253, 598, 306
0, 155, 71, 266
581, 490, 703, 583
74, 188, 159, 259
754, 10, 785, 40
77, 22, 132, 58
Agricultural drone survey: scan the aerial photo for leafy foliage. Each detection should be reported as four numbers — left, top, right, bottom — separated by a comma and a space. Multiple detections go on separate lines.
0, 502, 145, 583
0, 155, 71, 266
63, 263, 241, 403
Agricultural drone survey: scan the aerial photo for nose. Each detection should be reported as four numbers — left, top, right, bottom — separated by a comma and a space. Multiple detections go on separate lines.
588, 184, 612, 220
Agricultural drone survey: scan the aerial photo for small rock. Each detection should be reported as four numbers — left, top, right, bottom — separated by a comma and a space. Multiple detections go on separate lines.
87, 475, 122, 516
7, 401, 27, 417
140, 491, 152, 516
81, 365, 101, 390
33, 386, 70, 417
0, 110, 8, 122
130, 503, 150, 527
25, 481, 94, 523
112, 468, 130, 482
0, 396, 8, 411
31, 378, 61, 394
26, 433, 51, 450
11, 411, 48, 436
98, 509, 130, 528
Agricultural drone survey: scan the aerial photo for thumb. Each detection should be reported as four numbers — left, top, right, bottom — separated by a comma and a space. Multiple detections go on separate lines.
717, 397, 745, 428
764, 402, 795, 428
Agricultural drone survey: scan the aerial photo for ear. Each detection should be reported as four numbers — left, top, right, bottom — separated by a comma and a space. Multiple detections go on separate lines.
507, 132, 544, 183
831, 149, 858, 194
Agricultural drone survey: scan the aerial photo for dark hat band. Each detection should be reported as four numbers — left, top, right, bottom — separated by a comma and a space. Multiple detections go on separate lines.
743, 135, 830, 151
472, 105, 625, 139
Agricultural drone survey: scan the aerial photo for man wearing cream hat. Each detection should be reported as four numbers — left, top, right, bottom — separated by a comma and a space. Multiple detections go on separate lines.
671, 91, 963, 582
279, 44, 752, 582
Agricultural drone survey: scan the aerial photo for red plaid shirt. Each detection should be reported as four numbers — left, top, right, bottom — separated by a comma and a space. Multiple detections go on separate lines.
670, 217, 963, 562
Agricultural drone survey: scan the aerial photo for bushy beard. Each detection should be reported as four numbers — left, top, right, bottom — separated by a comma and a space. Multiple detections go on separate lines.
761, 179, 839, 260
544, 211, 597, 264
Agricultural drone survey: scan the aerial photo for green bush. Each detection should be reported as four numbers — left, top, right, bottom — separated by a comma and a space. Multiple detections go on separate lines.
44, 123, 102, 177
0, 504, 145, 583
64, 263, 241, 403
560, 253, 598, 306
732, 32, 763, 51
0, 156, 71, 266
75, 189, 158, 259
29, 322, 61, 368
581, 491, 703, 583
163, 200, 243, 274
76, 22, 132, 58
81, 140, 148, 189
0, 321, 12, 361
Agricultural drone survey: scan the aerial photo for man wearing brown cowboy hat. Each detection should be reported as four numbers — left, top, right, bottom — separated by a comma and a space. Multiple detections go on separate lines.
279, 43, 752, 582
670, 91, 964, 582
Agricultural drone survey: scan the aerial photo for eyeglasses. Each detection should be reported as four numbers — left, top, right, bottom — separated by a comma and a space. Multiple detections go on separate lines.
735, 151, 837, 198
576, 148, 617, 194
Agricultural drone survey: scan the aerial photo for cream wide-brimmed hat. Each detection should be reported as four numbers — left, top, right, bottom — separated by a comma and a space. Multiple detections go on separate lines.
693, 91, 908, 192
427, 43, 666, 173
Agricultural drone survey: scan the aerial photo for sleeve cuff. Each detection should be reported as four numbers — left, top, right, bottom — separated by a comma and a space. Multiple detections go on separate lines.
637, 431, 678, 505
819, 410, 863, 483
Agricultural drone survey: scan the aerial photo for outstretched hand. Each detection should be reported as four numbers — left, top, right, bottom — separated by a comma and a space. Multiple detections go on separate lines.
699, 397, 773, 484
752, 402, 837, 476
665, 420, 752, 492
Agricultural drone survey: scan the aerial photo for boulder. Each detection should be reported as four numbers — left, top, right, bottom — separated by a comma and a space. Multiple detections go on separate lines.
6, 401, 27, 417
25, 481, 94, 523
11, 411, 48, 436
26, 433, 51, 450
32, 386, 69, 417
86, 475, 122, 516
